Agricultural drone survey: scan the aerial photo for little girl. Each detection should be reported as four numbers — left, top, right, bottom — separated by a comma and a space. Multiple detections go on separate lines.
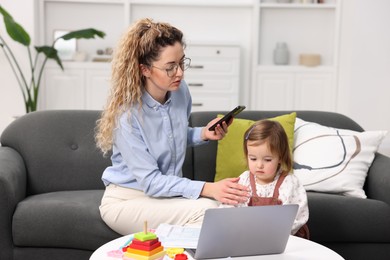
220, 119, 309, 239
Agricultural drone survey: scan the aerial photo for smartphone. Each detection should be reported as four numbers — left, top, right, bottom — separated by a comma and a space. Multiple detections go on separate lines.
208, 105, 246, 131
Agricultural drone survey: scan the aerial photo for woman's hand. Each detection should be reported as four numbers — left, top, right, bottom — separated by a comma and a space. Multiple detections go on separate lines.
201, 177, 250, 205
201, 117, 232, 141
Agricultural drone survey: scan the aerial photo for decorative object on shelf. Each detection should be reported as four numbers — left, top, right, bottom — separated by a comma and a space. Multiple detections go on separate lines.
53, 30, 76, 60
92, 47, 112, 62
105, 47, 113, 55
72, 51, 88, 62
299, 53, 321, 67
277, 0, 292, 3
273, 42, 289, 65
0, 5, 105, 113
92, 55, 112, 62
301, 0, 314, 3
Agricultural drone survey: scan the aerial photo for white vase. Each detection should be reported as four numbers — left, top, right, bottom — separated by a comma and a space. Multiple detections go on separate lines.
273, 42, 289, 65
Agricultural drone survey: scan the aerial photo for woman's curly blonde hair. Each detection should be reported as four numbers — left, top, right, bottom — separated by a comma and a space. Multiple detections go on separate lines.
95, 18, 184, 155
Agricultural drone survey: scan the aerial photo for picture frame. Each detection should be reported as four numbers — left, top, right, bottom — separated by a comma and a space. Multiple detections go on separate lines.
53, 30, 77, 60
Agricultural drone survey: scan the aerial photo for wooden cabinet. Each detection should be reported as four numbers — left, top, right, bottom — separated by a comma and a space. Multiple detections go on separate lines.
294, 71, 335, 110
251, 0, 340, 111
185, 44, 240, 111
40, 62, 110, 110
40, 44, 240, 111
252, 71, 294, 110
41, 67, 85, 110
37, 0, 245, 111
84, 69, 111, 110
252, 67, 335, 111
37, 0, 340, 111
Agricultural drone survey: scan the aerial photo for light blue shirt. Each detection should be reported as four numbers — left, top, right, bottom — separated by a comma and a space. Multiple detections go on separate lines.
102, 81, 207, 199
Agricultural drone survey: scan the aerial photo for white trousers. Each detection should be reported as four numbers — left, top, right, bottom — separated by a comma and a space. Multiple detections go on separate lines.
100, 184, 219, 235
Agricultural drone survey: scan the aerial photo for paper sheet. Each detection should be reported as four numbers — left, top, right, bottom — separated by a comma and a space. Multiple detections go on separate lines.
155, 223, 201, 249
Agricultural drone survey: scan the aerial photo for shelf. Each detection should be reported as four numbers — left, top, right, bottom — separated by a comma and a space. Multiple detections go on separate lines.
43, 0, 124, 3
37, 0, 340, 112
259, 3, 337, 9
257, 4, 338, 66
42, 0, 125, 58
46, 60, 111, 69
256, 65, 335, 72
129, 0, 253, 7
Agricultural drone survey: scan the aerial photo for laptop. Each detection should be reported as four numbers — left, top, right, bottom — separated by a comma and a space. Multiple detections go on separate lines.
187, 204, 298, 259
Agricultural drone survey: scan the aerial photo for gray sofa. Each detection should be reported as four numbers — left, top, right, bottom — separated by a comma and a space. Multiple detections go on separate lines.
1, 110, 390, 260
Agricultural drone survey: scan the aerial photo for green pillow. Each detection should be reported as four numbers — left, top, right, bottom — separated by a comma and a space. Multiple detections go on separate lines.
214, 112, 296, 182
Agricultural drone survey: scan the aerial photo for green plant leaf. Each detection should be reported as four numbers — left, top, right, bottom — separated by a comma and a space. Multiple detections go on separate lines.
0, 5, 31, 46
60, 28, 105, 41
1, 5, 105, 113
35, 46, 64, 70
0, 5, 11, 18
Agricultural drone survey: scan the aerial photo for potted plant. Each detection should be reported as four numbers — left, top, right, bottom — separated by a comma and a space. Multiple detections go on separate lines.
0, 5, 105, 113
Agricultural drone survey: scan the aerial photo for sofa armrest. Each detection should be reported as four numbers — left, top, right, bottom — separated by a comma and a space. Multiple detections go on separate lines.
0, 147, 27, 259
365, 153, 390, 205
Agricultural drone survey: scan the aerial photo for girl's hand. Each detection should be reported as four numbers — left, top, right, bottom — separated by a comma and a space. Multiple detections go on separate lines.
201, 177, 250, 205
201, 117, 232, 141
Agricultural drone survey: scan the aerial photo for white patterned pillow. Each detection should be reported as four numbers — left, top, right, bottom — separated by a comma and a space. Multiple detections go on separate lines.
293, 118, 387, 198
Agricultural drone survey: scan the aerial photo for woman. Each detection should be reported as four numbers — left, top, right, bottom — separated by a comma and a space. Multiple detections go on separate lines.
95, 18, 249, 235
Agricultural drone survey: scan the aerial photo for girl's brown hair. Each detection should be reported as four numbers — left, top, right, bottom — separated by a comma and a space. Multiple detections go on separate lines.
95, 18, 185, 155
243, 120, 292, 173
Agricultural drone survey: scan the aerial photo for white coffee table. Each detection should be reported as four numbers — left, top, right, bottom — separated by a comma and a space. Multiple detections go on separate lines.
91, 234, 344, 260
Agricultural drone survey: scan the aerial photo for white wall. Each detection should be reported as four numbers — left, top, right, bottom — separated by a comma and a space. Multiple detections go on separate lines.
1, 0, 390, 156
0, 0, 35, 134
338, 0, 390, 156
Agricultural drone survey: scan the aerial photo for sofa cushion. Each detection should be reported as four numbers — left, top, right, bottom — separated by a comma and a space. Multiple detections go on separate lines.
189, 110, 365, 183
294, 118, 387, 198
12, 190, 119, 250
214, 112, 296, 182
307, 192, 390, 242
1, 110, 111, 195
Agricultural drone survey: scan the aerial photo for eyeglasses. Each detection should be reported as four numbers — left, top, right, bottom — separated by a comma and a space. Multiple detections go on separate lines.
151, 57, 191, 77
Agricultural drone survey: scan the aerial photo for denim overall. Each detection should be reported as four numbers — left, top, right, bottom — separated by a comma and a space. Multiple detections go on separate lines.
248, 173, 310, 239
